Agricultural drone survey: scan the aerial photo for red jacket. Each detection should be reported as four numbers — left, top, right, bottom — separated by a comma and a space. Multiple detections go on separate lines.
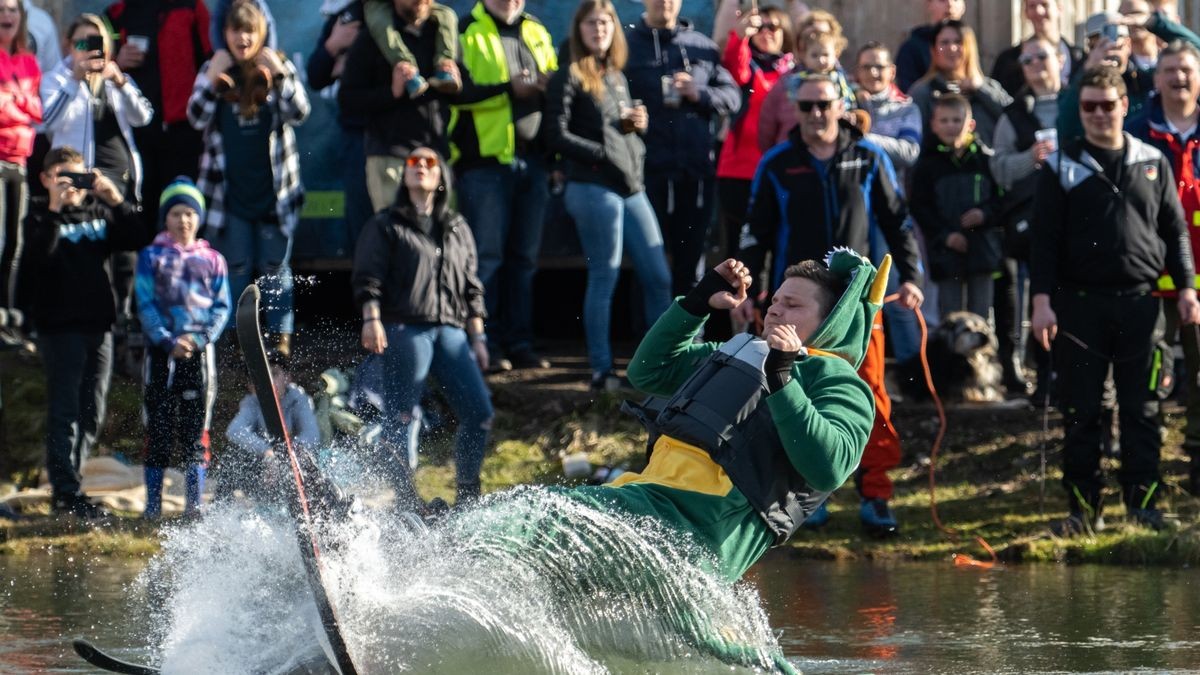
716, 32, 792, 181
1129, 95, 1200, 294
0, 50, 41, 165
104, 0, 212, 125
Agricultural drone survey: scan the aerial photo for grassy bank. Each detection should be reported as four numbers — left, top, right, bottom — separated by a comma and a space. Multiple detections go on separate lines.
4, 348, 1200, 564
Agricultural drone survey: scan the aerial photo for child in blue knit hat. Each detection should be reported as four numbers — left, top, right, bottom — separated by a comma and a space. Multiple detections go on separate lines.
135, 177, 231, 519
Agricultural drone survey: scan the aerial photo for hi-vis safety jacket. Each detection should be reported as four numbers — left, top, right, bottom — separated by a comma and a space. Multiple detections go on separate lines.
449, 3, 556, 167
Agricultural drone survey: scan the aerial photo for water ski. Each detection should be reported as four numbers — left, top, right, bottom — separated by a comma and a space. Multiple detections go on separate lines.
236, 284, 361, 675
73, 639, 159, 675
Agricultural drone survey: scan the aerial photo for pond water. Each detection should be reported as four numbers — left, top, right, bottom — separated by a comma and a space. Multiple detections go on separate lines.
3, 544, 1198, 674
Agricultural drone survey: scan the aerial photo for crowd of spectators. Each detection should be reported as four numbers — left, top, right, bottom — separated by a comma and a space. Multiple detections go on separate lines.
1, 0, 1200, 537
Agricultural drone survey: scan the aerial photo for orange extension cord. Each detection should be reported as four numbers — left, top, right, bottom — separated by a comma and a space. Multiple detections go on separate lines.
883, 293, 999, 570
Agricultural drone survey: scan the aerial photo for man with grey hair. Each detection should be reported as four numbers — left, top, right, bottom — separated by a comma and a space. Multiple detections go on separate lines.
1129, 40, 1200, 495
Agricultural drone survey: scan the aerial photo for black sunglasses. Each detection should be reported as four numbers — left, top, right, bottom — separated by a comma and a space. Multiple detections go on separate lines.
760, 21, 782, 32
796, 99, 836, 113
1080, 99, 1119, 113
1018, 52, 1051, 66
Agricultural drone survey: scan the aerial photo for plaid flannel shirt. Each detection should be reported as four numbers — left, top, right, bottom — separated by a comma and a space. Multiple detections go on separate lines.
187, 57, 310, 236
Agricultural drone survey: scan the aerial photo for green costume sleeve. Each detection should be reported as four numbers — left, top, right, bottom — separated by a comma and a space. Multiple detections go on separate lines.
1057, 67, 1084, 144
1148, 11, 1200, 50
626, 301, 721, 397
765, 358, 875, 492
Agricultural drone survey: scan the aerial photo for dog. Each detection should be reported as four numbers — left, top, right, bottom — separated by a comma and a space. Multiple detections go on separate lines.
898, 311, 1005, 403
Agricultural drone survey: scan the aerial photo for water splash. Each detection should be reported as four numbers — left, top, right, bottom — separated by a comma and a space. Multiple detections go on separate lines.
140, 487, 790, 674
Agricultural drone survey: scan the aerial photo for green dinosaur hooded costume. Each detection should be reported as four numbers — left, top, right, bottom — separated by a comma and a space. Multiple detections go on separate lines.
564, 249, 888, 582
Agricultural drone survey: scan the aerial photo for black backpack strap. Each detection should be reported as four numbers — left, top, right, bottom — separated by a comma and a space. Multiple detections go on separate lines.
621, 396, 667, 460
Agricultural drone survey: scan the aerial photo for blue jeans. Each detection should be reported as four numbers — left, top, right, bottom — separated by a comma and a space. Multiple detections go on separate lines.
456, 155, 549, 352
564, 182, 672, 373
211, 213, 294, 333
382, 323, 493, 492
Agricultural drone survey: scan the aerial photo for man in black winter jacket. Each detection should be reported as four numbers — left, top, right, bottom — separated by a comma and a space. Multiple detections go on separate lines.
624, 0, 740, 297
15, 146, 151, 519
1031, 66, 1200, 535
734, 74, 923, 537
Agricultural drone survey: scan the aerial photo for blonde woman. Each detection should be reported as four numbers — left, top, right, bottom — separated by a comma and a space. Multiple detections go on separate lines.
545, 0, 671, 390
908, 20, 1012, 145
188, 0, 309, 354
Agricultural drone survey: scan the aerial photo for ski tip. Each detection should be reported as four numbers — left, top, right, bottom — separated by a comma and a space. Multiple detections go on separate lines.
238, 283, 261, 306
72, 638, 160, 675
72, 638, 97, 658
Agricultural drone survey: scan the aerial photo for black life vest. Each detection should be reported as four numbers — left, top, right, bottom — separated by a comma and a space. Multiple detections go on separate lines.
623, 334, 830, 544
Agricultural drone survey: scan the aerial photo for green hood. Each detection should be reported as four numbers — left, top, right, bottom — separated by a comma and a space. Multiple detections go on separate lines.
804, 248, 890, 369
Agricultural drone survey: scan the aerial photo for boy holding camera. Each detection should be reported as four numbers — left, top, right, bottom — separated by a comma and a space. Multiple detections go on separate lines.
15, 145, 150, 518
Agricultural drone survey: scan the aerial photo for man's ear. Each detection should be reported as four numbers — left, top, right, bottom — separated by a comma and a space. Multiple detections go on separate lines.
39, 168, 55, 191
966, 117, 977, 133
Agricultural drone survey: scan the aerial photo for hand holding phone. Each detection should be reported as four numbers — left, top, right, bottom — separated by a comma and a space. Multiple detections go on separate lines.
60, 171, 94, 190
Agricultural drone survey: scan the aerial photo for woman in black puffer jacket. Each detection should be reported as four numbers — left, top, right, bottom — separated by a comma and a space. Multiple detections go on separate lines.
352, 146, 493, 506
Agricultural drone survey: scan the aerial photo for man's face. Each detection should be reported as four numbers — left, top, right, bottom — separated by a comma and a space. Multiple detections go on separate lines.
856, 48, 895, 95
482, 0, 524, 25
795, 81, 844, 144
643, 0, 680, 27
1119, 0, 1152, 42
930, 105, 974, 146
1021, 39, 1061, 93
393, 0, 432, 24
1155, 52, 1200, 108
1024, 0, 1059, 36
1079, 85, 1128, 142
763, 277, 827, 344
41, 161, 88, 208
928, 0, 966, 23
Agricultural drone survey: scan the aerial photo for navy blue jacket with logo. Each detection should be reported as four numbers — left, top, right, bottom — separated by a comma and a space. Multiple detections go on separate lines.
1030, 134, 1193, 296
17, 196, 149, 333
737, 122, 923, 298
623, 17, 741, 178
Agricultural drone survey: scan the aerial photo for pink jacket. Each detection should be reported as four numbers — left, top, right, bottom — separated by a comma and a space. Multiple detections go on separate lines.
716, 32, 792, 181
0, 50, 41, 165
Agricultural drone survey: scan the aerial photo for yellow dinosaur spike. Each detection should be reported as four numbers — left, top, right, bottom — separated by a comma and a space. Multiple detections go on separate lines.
868, 254, 892, 305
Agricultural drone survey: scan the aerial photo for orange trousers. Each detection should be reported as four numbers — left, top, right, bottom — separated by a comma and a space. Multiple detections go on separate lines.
856, 312, 902, 500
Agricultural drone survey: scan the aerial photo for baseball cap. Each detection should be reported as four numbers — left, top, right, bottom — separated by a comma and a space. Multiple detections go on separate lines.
1085, 11, 1129, 39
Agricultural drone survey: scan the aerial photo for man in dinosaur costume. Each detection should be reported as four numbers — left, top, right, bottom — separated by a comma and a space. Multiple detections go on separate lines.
566, 248, 888, 583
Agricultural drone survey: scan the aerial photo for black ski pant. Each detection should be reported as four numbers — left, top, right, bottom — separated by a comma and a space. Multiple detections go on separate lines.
40, 331, 112, 500
1054, 288, 1164, 509
143, 344, 216, 468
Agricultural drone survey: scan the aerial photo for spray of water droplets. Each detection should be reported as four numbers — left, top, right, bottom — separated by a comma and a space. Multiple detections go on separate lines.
138, 486, 791, 674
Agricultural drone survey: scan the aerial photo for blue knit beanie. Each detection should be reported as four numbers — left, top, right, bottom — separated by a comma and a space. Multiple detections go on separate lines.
159, 176, 206, 226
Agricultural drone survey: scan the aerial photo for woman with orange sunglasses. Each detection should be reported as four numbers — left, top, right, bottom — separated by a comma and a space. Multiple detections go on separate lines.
352, 146, 493, 510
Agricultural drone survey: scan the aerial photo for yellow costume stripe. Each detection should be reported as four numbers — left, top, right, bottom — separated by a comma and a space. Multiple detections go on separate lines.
608, 435, 733, 496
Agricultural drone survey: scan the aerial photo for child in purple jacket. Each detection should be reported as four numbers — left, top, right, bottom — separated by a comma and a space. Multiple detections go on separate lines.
135, 177, 230, 519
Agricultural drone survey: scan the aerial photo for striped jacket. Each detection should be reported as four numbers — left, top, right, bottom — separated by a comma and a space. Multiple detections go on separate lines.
186, 57, 309, 236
